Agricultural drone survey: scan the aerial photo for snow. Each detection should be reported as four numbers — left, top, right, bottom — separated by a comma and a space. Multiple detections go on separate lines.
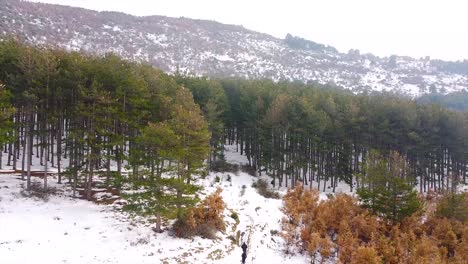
146, 33, 168, 47
0, 173, 307, 263
2, 142, 461, 263
0, 145, 308, 264
458, 184, 468, 193
200, 51, 235, 62
224, 144, 249, 165
200, 172, 307, 264
237, 52, 257, 62
29, 18, 43, 26
401, 83, 420, 97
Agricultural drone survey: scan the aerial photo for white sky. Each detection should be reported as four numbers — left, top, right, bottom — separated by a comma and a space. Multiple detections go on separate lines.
28, 0, 468, 61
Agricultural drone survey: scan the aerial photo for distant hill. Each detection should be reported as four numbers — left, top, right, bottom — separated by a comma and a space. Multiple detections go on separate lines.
1, 0, 467, 96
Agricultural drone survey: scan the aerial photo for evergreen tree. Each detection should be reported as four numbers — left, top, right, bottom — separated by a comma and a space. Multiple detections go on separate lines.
0, 83, 15, 169
169, 88, 210, 216
357, 151, 421, 223
125, 121, 181, 232
435, 192, 468, 222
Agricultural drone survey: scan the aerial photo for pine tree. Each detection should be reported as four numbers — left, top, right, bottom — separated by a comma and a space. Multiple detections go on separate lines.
0, 83, 15, 169
169, 88, 210, 215
76, 80, 115, 200
357, 151, 421, 223
124, 175, 182, 233
125, 121, 181, 232
435, 192, 468, 222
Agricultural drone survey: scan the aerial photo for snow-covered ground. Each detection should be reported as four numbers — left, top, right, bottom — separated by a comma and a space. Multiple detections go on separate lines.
0, 171, 308, 264
0, 145, 308, 264
1, 144, 465, 263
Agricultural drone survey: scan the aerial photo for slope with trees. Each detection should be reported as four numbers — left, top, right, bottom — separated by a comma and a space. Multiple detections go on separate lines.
0, 40, 466, 243
0, 40, 212, 232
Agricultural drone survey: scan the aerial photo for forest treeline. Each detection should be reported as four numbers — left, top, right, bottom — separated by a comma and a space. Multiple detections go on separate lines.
0, 39, 467, 199
417, 90, 468, 112
0, 39, 211, 217
177, 77, 468, 193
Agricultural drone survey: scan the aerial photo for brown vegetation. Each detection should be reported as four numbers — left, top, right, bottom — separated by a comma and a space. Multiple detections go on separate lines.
173, 188, 226, 239
281, 184, 468, 263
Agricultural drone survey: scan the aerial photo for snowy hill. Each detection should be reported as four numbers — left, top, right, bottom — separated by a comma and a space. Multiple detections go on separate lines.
1, 0, 467, 96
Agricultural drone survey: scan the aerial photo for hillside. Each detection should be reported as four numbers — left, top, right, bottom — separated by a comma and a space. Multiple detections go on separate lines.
0, 25, 467, 264
1, 0, 467, 96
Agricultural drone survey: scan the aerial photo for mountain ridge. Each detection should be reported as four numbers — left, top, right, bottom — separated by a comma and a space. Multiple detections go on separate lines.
1, 0, 467, 96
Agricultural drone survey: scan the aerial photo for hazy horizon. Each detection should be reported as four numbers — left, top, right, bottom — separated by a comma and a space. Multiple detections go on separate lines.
27, 0, 468, 61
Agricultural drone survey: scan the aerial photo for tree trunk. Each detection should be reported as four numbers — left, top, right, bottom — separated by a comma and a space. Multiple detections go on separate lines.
155, 213, 162, 233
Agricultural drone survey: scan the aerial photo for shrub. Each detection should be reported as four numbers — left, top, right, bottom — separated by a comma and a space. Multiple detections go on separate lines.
172, 209, 198, 238
350, 247, 381, 264
109, 171, 125, 190
230, 212, 239, 221
211, 159, 239, 173
197, 223, 217, 239
436, 192, 468, 222
253, 179, 280, 199
20, 182, 58, 201
281, 183, 468, 263
241, 164, 256, 175
173, 188, 226, 239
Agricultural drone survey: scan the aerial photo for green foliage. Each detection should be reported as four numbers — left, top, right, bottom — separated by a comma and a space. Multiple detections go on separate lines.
133, 121, 180, 178
174, 76, 228, 168
123, 171, 202, 233
123, 174, 191, 217
357, 151, 422, 223
0, 83, 15, 145
418, 90, 468, 112
284, 33, 338, 53
109, 171, 124, 190
0, 40, 210, 205
230, 211, 239, 221
217, 78, 467, 193
169, 88, 211, 182
435, 192, 468, 222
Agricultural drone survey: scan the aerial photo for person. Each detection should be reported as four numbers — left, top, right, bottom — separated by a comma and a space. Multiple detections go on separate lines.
241, 241, 247, 263
241, 242, 247, 253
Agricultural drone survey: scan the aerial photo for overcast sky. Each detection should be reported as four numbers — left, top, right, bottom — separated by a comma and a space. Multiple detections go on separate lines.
28, 0, 468, 61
